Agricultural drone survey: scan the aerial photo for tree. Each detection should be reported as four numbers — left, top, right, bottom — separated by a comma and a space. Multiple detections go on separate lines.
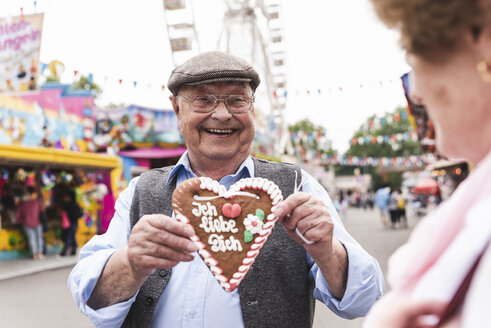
340, 107, 423, 190
288, 119, 336, 156
71, 75, 103, 98
345, 107, 422, 159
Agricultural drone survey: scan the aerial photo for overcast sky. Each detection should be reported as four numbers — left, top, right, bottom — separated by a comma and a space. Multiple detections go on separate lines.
1, 0, 410, 152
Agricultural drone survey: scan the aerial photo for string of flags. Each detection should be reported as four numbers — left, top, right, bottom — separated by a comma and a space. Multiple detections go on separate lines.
358, 110, 409, 133
290, 130, 328, 143
273, 78, 400, 99
351, 131, 419, 146
39, 61, 402, 97
39, 62, 168, 92
293, 149, 434, 168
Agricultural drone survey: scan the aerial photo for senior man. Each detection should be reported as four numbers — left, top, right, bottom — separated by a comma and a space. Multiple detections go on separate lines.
68, 51, 384, 328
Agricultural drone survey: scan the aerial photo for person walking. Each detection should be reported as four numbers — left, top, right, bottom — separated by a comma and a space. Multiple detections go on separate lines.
375, 186, 390, 228
16, 186, 44, 260
60, 188, 82, 256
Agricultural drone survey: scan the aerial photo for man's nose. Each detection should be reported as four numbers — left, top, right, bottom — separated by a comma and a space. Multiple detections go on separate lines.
211, 100, 232, 120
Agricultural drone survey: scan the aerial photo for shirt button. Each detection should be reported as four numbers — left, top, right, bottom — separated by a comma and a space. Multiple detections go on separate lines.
145, 296, 154, 306
189, 310, 197, 319
196, 266, 204, 273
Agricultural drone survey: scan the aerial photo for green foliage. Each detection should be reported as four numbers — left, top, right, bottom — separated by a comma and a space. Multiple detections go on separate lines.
288, 119, 336, 156
46, 75, 60, 82
345, 107, 422, 159
71, 75, 103, 98
288, 119, 323, 133
103, 103, 128, 109
339, 107, 422, 190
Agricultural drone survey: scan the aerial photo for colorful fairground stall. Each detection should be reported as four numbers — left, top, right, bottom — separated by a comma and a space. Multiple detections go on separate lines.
93, 105, 185, 182
0, 83, 121, 260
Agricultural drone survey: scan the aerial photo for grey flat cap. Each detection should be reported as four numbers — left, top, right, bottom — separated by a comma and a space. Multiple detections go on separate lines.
167, 51, 260, 95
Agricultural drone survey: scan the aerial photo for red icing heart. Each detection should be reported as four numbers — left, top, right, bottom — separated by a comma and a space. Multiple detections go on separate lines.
222, 203, 242, 218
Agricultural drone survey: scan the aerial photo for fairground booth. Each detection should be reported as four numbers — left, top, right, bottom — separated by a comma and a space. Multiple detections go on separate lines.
0, 83, 122, 260
93, 105, 185, 182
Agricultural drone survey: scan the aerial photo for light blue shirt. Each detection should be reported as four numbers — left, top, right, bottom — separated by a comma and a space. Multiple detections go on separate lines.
68, 154, 384, 328
375, 187, 390, 209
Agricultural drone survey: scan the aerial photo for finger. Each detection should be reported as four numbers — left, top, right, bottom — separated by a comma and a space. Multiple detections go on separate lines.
146, 214, 195, 238
136, 254, 181, 269
145, 224, 198, 253
277, 193, 315, 230
295, 228, 315, 245
272, 192, 310, 219
297, 215, 333, 243
132, 215, 197, 253
139, 239, 195, 262
281, 202, 315, 230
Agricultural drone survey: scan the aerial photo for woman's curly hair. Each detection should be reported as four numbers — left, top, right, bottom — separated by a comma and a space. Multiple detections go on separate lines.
371, 0, 488, 61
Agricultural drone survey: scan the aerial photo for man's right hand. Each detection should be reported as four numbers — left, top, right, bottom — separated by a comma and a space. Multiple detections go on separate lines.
127, 214, 198, 279
87, 214, 198, 310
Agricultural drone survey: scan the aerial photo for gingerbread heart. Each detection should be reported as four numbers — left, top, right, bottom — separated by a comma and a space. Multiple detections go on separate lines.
172, 177, 283, 292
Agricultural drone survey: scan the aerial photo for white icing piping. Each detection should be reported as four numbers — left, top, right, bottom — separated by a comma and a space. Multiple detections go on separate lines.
193, 191, 260, 201
175, 177, 284, 293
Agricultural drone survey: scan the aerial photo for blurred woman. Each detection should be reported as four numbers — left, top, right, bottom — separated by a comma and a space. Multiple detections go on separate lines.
364, 0, 491, 327
16, 186, 44, 260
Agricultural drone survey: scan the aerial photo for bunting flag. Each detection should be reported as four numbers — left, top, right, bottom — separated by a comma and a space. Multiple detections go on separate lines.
291, 148, 435, 169
38, 60, 399, 98
271, 78, 398, 99
357, 110, 409, 133
350, 131, 419, 145
38, 62, 169, 92
289, 129, 328, 143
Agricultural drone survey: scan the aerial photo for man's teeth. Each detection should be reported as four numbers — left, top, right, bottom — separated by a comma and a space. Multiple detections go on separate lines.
207, 129, 234, 134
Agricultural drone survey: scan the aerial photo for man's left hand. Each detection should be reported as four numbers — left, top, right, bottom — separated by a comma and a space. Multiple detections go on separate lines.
272, 192, 348, 299
273, 192, 334, 259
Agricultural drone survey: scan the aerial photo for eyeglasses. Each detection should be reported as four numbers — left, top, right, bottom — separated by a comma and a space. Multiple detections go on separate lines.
177, 94, 255, 114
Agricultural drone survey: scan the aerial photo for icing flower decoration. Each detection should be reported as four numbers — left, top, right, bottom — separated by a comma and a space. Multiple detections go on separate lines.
244, 214, 264, 235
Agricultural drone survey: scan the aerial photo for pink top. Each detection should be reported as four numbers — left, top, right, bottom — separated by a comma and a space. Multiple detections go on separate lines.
16, 197, 42, 228
388, 149, 491, 294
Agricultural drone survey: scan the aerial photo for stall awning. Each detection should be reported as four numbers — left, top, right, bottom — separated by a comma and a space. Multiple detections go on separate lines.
0, 144, 121, 171
118, 146, 186, 159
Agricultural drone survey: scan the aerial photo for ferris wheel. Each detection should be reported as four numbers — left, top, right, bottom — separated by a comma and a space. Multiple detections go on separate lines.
217, 0, 288, 157
163, 0, 288, 157
162, 0, 201, 67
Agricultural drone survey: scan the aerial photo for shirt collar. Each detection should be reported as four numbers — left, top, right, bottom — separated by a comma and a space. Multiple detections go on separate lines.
167, 150, 255, 183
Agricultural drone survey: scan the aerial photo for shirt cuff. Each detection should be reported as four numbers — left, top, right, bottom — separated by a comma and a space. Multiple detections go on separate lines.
68, 248, 137, 328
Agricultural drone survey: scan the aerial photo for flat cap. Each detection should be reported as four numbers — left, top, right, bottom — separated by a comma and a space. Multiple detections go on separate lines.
167, 51, 260, 95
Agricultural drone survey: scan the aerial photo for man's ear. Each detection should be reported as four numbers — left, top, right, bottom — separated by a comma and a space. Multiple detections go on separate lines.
170, 95, 180, 117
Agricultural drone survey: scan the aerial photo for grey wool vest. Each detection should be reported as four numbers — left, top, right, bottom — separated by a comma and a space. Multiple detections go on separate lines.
122, 158, 315, 328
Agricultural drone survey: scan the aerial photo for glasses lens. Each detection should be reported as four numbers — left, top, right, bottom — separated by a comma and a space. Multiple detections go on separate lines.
192, 95, 216, 112
225, 95, 251, 113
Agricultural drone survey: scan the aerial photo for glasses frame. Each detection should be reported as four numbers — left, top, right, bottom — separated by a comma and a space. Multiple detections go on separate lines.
177, 93, 255, 114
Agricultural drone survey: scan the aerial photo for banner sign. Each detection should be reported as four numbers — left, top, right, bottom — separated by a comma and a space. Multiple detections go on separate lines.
0, 14, 44, 93
93, 105, 183, 152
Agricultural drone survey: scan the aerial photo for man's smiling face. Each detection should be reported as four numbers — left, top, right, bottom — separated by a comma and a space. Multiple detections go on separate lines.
171, 82, 255, 164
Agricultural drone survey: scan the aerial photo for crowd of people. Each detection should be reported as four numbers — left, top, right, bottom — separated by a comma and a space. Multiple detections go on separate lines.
8, 178, 84, 260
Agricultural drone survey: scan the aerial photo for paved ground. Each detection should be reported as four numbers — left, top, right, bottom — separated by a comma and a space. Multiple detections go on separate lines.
313, 207, 415, 328
0, 207, 417, 327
